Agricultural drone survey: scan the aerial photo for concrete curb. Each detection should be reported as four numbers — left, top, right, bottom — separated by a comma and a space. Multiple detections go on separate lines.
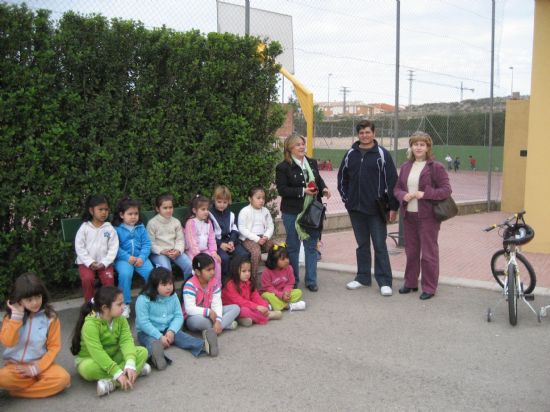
3, 262, 548, 318
316, 261, 550, 297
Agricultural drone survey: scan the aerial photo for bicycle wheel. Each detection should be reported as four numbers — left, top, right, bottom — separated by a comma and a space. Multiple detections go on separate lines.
507, 265, 518, 326
491, 249, 536, 294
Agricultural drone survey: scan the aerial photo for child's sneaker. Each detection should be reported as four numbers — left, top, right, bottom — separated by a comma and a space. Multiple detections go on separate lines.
122, 306, 131, 319
289, 301, 306, 311
237, 317, 253, 327
268, 310, 283, 320
228, 320, 238, 330
97, 379, 115, 397
151, 340, 167, 370
202, 328, 218, 357
140, 363, 151, 377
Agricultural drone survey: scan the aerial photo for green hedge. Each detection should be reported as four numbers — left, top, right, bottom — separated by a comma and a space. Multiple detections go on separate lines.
0, 4, 285, 302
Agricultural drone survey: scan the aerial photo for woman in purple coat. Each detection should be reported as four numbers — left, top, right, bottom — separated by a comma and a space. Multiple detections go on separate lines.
394, 132, 452, 300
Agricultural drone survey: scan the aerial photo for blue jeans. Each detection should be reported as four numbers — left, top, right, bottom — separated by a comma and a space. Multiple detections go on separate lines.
115, 259, 154, 304
282, 213, 320, 288
137, 330, 204, 358
150, 253, 193, 279
348, 210, 392, 287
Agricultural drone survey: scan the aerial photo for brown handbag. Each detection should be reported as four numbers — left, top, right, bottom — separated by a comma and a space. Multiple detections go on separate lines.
428, 163, 458, 222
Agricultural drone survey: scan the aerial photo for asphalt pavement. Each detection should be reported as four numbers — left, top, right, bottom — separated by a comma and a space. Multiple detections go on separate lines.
2, 269, 550, 411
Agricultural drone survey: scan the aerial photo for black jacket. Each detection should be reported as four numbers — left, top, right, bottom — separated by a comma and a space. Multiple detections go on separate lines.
337, 140, 399, 215
275, 157, 327, 215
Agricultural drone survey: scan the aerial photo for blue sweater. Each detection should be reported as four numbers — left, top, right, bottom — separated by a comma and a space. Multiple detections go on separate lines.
135, 294, 183, 339
115, 223, 151, 262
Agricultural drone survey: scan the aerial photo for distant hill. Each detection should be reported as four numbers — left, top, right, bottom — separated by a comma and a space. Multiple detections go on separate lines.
405, 95, 528, 115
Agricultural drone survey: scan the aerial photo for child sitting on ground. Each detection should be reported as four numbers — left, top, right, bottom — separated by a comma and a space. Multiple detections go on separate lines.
222, 256, 282, 326
182, 253, 240, 335
71, 286, 150, 397
261, 244, 306, 311
0, 273, 70, 398
135, 267, 218, 370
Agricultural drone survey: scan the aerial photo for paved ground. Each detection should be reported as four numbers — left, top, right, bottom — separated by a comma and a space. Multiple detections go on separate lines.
2, 269, 550, 411
319, 211, 550, 290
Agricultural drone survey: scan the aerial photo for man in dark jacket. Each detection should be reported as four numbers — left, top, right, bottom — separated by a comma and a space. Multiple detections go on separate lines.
337, 120, 399, 296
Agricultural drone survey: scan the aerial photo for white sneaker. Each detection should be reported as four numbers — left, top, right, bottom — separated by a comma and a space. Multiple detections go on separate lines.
289, 301, 306, 311
140, 363, 151, 377
122, 306, 131, 318
346, 280, 367, 290
228, 320, 238, 330
380, 286, 393, 296
97, 379, 115, 397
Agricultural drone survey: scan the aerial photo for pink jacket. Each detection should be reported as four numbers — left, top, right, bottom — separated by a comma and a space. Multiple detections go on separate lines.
260, 266, 295, 299
183, 218, 217, 260
222, 280, 268, 309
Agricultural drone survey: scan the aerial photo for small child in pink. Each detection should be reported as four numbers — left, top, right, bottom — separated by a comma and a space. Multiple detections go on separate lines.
183, 195, 222, 284
222, 256, 282, 326
260, 244, 306, 312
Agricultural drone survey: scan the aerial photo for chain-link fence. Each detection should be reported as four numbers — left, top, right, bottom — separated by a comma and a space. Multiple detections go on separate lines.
4, 0, 531, 212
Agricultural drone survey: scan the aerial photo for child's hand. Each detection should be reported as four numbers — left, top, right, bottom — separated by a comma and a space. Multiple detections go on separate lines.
160, 249, 171, 256
258, 236, 267, 246
208, 310, 218, 323
220, 243, 231, 252
257, 305, 269, 315
212, 252, 221, 263
227, 241, 235, 252
96, 263, 105, 270
117, 374, 133, 391
128, 256, 137, 265
160, 335, 171, 348
282, 291, 291, 302
124, 368, 137, 385
213, 320, 223, 335
165, 330, 175, 344
7, 300, 24, 315
134, 258, 143, 267
89, 262, 99, 270
16, 363, 39, 377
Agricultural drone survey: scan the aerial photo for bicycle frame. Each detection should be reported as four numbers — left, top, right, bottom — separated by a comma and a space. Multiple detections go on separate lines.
500, 246, 538, 317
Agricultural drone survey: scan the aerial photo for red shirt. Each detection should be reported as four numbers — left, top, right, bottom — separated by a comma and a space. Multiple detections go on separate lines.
222, 280, 267, 309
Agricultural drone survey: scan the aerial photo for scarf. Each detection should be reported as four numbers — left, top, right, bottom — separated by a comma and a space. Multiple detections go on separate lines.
293, 156, 315, 240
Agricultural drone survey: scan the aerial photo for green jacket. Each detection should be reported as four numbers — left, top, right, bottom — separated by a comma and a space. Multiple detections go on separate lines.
76, 313, 137, 378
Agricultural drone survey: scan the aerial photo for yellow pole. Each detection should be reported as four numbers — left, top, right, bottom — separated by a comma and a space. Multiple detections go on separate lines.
279, 67, 314, 157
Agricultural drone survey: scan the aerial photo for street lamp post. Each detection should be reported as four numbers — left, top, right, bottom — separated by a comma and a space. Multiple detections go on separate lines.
509, 66, 514, 96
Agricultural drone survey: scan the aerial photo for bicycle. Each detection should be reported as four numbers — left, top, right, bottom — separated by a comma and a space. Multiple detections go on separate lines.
484, 210, 539, 325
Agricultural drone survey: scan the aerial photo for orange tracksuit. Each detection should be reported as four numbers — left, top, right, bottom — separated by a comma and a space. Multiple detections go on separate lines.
0, 313, 70, 398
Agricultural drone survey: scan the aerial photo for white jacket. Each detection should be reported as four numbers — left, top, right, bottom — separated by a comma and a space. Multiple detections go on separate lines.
75, 221, 119, 267
237, 205, 274, 242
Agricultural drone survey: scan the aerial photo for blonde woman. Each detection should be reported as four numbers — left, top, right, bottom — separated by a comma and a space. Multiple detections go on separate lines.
393, 132, 452, 300
275, 135, 331, 292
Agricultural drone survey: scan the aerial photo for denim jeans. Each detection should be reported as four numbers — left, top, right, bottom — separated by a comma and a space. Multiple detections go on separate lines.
282, 213, 320, 288
348, 210, 392, 287
115, 259, 154, 304
137, 330, 204, 358
150, 253, 193, 278
218, 243, 250, 280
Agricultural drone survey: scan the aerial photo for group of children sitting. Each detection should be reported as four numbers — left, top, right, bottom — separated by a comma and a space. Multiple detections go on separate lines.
0, 186, 307, 399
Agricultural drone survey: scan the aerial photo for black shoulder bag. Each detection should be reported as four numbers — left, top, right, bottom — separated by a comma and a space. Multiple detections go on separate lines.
428, 163, 458, 222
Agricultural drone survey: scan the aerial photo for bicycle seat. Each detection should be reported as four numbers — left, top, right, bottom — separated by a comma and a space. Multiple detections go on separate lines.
503, 224, 535, 245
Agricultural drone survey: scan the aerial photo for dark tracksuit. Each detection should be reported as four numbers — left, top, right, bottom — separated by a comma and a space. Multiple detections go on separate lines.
209, 206, 250, 280
337, 140, 398, 287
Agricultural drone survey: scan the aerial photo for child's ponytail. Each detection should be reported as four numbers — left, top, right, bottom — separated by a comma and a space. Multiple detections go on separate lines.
265, 243, 289, 270
70, 286, 122, 355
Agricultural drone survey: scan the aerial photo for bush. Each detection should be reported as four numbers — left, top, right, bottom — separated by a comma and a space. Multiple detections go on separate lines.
0, 4, 285, 302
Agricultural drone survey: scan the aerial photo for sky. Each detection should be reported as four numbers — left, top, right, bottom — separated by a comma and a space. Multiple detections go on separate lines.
6, 0, 536, 105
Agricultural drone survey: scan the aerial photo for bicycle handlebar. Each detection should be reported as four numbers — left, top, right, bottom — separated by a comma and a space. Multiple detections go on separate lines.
482, 210, 526, 232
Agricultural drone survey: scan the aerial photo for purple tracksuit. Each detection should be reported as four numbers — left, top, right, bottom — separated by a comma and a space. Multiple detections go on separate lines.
394, 160, 451, 294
